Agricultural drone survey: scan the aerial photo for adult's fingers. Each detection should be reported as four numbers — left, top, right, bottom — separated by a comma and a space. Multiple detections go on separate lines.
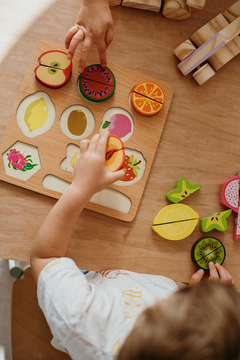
78, 37, 93, 73
67, 27, 85, 61
189, 269, 204, 286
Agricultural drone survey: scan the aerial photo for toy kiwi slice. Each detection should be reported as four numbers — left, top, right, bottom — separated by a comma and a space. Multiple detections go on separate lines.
191, 237, 226, 270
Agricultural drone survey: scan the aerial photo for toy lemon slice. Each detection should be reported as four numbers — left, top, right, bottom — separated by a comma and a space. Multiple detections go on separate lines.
152, 204, 199, 240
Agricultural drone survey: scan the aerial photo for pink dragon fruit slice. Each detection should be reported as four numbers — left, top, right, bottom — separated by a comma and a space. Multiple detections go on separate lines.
220, 176, 239, 213
234, 203, 240, 240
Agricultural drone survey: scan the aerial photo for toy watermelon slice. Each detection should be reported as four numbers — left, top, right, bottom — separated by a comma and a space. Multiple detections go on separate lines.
220, 175, 239, 213
79, 64, 116, 102
234, 203, 240, 240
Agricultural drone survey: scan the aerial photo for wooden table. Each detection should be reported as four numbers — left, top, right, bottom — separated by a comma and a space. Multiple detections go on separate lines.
1, 0, 240, 287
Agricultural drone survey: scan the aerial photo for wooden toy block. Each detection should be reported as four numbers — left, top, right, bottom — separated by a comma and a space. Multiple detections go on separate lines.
220, 175, 239, 213
130, 81, 165, 116
152, 204, 199, 240
200, 209, 232, 232
173, 39, 197, 61
191, 237, 226, 270
186, 0, 206, 9
223, 0, 240, 23
190, 14, 240, 71
178, 16, 240, 76
162, 0, 191, 20
79, 64, 116, 102
166, 178, 201, 204
122, 0, 162, 12
35, 50, 72, 89
234, 202, 240, 239
109, 0, 122, 5
0, 40, 174, 222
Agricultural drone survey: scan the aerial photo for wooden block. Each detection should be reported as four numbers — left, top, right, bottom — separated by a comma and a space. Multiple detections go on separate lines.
35, 50, 72, 89
190, 14, 240, 71
192, 63, 215, 85
174, 39, 196, 61
162, 0, 191, 20
79, 64, 116, 102
186, 0, 205, 9
130, 81, 165, 116
109, 0, 122, 5
200, 209, 232, 232
178, 16, 240, 75
234, 202, 240, 239
191, 237, 226, 270
166, 177, 201, 203
122, 0, 162, 12
223, 0, 240, 23
152, 204, 199, 240
220, 175, 239, 213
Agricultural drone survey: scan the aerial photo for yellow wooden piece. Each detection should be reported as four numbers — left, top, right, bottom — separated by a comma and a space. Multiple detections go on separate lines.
162, 0, 191, 20
122, 0, 162, 12
186, 0, 205, 9
152, 204, 199, 241
178, 15, 240, 75
173, 39, 196, 61
223, 0, 240, 23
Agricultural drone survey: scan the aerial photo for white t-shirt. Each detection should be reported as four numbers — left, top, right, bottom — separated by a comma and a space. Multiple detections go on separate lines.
37, 257, 178, 360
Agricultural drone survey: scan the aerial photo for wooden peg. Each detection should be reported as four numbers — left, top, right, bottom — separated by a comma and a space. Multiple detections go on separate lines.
174, 39, 196, 61
162, 0, 191, 20
122, 0, 162, 12
186, 0, 206, 9
192, 63, 216, 85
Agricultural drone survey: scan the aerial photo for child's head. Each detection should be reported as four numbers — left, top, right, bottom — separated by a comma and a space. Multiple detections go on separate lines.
117, 282, 240, 360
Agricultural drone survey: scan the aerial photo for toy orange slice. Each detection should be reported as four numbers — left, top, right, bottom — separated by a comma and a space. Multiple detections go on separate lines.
105, 135, 125, 172
131, 81, 165, 116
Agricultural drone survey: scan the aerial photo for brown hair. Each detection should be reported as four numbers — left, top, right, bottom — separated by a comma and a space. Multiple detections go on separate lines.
117, 282, 240, 360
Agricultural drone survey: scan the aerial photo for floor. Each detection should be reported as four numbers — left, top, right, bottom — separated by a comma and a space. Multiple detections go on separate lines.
0, 1, 56, 359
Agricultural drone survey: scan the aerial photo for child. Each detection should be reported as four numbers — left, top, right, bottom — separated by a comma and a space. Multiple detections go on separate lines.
65, 0, 113, 73
30, 133, 238, 360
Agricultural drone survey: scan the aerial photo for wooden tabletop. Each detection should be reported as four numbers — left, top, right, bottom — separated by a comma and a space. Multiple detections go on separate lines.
1, 0, 240, 287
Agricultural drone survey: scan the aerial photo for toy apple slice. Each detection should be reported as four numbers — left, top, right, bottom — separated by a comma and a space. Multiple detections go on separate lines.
35, 50, 72, 89
105, 135, 125, 172
220, 175, 239, 213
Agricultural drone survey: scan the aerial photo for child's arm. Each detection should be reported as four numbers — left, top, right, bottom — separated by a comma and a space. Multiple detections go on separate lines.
30, 133, 125, 283
189, 262, 235, 287
65, 0, 113, 73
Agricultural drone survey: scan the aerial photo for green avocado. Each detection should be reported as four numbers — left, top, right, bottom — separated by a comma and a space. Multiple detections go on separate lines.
166, 178, 202, 204
200, 209, 232, 232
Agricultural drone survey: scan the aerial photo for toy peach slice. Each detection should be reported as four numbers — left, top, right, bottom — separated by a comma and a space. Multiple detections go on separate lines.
105, 135, 125, 172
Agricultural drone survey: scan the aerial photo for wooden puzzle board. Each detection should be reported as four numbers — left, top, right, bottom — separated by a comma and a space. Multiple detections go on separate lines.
0, 40, 174, 222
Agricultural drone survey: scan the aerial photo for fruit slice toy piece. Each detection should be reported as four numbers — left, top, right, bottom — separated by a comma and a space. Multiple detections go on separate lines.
220, 175, 239, 213
131, 81, 165, 117
79, 64, 116, 102
105, 135, 125, 172
191, 237, 226, 270
166, 178, 202, 203
200, 209, 232, 232
35, 50, 72, 89
80, 78, 115, 102
152, 204, 199, 241
234, 202, 240, 240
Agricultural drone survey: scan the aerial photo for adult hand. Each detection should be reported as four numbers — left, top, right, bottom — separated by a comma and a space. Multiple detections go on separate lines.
189, 262, 235, 287
65, 0, 113, 73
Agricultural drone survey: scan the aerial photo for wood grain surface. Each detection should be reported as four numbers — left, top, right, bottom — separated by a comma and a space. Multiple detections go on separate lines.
1, 0, 240, 287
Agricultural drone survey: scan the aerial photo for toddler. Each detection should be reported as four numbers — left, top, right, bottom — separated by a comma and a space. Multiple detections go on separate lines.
30, 133, 239, 360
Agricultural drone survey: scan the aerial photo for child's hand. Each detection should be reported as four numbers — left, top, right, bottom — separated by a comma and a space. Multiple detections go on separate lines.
65, 0, 113, 73
189, 262, 235, 287
72, 132, 126, 200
